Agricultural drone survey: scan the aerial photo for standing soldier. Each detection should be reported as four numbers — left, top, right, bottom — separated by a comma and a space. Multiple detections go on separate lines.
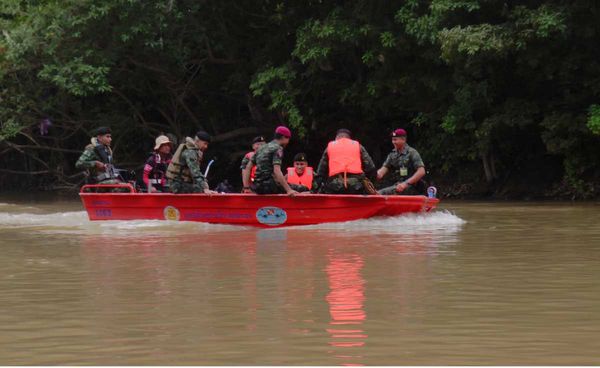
243, 126, 300, 195
285, 153, 314, 192
240, 135, 266, 193
75, 126, 121, 185
166, 130, 216, 194
315, 128, 377, 194
377, 128, 426, 195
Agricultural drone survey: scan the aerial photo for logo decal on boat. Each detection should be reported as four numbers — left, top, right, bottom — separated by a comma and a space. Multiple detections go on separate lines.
95, 209, 112, 218
163, 206, 180, 221
256, 206, 287, 226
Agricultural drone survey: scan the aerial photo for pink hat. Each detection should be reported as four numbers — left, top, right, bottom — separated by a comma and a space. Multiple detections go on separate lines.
275, 125, 292, 138
391, 128, 407, 137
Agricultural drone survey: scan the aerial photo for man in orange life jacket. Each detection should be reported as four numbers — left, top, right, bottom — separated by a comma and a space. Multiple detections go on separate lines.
315, 128, 377, 194
285, 153, 314, 192
240, 135, 266, 193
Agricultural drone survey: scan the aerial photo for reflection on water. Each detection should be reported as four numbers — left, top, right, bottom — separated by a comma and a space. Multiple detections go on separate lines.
326, 251, 366, 365
1, 200, 600, 364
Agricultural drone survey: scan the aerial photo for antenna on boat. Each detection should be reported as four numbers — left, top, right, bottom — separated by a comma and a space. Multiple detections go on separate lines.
204, 158, 216, 177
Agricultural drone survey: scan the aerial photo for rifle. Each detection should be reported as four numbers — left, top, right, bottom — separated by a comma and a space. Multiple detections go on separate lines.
362, 177, 379, 195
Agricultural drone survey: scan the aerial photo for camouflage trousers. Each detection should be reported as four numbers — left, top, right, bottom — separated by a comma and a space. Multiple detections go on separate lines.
253, 180, 307, 194
321, 175, 366, 195
169, 181, 204, 193
82, 179, 130, 193
378, 183, 421, 195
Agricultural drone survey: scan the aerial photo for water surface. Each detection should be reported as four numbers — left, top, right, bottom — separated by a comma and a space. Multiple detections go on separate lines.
0, 197, 599, 365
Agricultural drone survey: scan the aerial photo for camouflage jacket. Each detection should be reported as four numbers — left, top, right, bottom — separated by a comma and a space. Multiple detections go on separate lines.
75, 138, 116, 182
240, 152, 252, 170
168, 137, 208, 191
251, 140, 284, 185
382, 144, 425, 182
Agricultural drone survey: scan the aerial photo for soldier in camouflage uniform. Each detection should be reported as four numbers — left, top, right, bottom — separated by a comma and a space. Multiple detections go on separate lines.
377, 128, 426, 195
315, 129, 377, 194
243, 126, 301, 195
166, 131, 217, 194
240, 135, 266, 193
75, 127, 123, 189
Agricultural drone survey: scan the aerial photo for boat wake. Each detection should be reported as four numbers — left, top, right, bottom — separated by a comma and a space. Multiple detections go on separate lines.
305, 210, 464, 230
0, 210, 243, 235
0, 207, 465, 236
288, 210, 466, 238
0, 211, 88, 227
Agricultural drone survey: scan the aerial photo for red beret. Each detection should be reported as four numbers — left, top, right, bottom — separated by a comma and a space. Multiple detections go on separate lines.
275, 126, 291, 138
391, 128, 407, 137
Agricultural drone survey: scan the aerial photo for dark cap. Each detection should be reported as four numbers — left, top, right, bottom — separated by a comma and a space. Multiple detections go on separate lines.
391, 128, 407, 137
94, 126, 111, 136
252, 135, 266, 144
336, 128, 352, 137
293, 153, 308, 162
195, 130, 211, 143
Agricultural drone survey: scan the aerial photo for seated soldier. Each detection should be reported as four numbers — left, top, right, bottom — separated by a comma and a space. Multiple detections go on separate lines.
315, 129, 377, 194
285, 153, 314, 192
242, 126, 302, 195
241, 135, 266, 193
76, 126, 124, 190
166, 131, 217, 194
377, 128, 426, 195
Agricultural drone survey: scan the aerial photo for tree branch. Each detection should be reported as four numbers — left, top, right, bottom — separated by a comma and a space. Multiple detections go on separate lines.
0, 169, 50, 175
212, 127, 259, 143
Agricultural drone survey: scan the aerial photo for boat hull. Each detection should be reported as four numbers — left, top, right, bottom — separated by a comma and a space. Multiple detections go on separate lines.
79, 188, 439, 227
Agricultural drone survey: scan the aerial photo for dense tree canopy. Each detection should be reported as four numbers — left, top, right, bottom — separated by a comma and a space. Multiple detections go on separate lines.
1, 0, 599, 198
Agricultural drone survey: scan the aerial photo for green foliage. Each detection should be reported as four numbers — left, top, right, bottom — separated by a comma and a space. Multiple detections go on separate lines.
38, 59, 112, 96
250, 66, 296, 96
379, 32, 396, 48
511, 5, 567, 38
0, 118, 21, 141
250, 65, 304, 134
395, 0, 480, 44
293, 10, 363, 65
1, 0, 600, 196
587, 105, 600, 135
440, 24, 511, 61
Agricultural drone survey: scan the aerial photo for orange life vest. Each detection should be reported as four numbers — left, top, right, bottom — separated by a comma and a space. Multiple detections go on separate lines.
327, 138, 362, 177
287, 167, 314, 189
244, 151, 257, 181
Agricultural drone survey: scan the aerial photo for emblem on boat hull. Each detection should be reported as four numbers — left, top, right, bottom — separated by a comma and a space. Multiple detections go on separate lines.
163, 206, 180, 221
256, 206, 287, 226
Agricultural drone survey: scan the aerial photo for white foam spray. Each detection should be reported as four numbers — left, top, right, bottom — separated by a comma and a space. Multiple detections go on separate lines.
0, 207, 465, 236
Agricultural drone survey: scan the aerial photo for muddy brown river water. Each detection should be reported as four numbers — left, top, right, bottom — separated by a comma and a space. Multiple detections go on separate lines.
0, 196, 599, 364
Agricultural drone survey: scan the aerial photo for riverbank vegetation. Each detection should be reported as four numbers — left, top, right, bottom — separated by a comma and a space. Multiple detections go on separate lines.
1, 0, 599, 198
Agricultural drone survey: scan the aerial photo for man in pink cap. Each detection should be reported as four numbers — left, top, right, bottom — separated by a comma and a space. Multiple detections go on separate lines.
242, 126, 301, 195
376, 128, 426, 195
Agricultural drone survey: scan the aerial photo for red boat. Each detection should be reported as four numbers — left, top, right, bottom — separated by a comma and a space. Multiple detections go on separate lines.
79, 184, 439, 228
